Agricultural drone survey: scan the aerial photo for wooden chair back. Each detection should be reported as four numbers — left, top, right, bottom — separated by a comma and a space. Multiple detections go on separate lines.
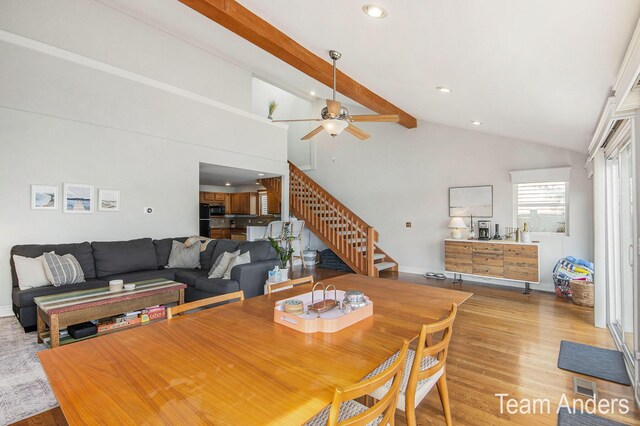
329, 340, 410, 426
405, 303, 457, 402
167, 291, 245, 319
267, 275, 314, 295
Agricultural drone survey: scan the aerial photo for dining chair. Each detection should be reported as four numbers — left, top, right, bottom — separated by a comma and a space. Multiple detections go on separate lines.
366, 304, 458, 426
267, 275, 314, 295
307, 340, 410, 426
289, 220, 306, 270
166, 290, 245, 319
263, 220, 286, 240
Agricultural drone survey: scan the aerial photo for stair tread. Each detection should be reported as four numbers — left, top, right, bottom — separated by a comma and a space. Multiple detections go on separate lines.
375, 262, 396, 271
373, 253, 386, 261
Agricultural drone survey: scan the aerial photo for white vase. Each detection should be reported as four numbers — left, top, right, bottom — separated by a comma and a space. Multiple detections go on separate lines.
279, 268, 290, 282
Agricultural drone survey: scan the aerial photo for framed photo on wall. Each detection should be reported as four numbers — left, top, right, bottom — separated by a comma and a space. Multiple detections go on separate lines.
98, 189, 120, 211
449, 185, 493, 217
63, 183, 94, 214
31, 185, 58, 210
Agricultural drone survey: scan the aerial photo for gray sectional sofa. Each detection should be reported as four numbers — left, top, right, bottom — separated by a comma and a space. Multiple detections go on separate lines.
11, 237, 278, 331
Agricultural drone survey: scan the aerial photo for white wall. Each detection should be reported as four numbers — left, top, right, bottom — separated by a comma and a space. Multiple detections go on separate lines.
304, 113, 593, 292
0, 1, 288, 314
252, 78, 316, 169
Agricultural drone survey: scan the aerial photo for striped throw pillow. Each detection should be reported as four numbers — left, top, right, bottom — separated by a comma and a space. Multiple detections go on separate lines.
42, 252, 86, 286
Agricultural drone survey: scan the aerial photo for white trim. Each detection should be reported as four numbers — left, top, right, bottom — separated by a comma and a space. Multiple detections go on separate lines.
509, 167, 571, 184
0, 29, 287, 130
0, 305, 13, 317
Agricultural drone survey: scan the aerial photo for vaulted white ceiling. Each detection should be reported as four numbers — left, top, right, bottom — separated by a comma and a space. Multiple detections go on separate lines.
103, 0, 640, 153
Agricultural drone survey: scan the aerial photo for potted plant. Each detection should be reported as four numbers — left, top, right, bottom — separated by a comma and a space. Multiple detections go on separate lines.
268, 223, 294, 280
267, 100, 278, 120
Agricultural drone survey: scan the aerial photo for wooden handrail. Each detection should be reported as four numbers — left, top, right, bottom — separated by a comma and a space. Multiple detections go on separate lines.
289, 161, 380, 276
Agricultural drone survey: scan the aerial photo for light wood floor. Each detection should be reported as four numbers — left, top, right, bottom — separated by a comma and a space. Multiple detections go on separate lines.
15, 268, 640, 425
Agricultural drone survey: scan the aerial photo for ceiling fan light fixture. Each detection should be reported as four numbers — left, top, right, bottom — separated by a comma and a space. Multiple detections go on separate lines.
363, 4, 386, 18
322, 119, 349, 136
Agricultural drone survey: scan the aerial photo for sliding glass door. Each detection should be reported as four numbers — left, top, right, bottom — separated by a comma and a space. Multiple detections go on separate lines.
607, 140, 636, 375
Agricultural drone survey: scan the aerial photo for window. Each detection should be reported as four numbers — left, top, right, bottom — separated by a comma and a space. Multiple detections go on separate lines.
514, 181, 568, 234
259, 191, 268, 215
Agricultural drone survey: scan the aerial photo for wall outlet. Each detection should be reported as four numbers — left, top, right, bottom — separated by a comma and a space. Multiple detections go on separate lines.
406, 222, 412, 228
144, 207, 154, 215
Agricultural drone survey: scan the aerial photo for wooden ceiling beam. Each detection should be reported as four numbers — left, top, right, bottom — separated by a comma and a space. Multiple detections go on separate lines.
178, 0, 418, 128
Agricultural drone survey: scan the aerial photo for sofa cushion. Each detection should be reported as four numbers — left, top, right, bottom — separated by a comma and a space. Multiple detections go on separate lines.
154, 237, 187, 267
101, 269, 178, 284
13, 254, 51, 290
42, 252, 85, 286
238, 240, 277, 262
154, 238, 218, 270
92, 238, 158, 277
10, 242, 96, 284
12, 279, 108, 308
223, 251, 251, 280
166, 240, 201, 269
211, 240, 240, 264
174, 269, 209, 287
194, 277, 240, 295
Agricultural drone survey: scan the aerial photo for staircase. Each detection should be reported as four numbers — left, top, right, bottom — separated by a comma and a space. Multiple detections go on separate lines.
261, 162, 397, 277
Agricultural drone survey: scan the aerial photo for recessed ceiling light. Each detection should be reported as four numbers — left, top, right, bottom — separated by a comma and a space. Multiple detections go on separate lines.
471, 120, 482, 126
257, 173, 265, 176
436, 86, 452, 94
309, 91, 316, 96
363, 4, 386, 18
225, 182, 231, 186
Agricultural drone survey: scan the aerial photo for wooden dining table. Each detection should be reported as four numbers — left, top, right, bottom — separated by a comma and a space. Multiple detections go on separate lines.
38, 274, 472, 425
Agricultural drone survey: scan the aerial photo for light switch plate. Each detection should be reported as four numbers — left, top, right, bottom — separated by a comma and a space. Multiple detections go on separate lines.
144, 207, 154, 215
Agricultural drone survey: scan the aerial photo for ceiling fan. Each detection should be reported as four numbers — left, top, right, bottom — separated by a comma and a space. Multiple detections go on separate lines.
272, 50, 399, 141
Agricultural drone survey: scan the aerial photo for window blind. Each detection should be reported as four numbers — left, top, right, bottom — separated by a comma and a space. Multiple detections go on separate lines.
515, 181, 567, 233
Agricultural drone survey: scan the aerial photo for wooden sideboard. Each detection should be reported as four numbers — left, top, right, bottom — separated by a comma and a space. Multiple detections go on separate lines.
444, 239, 539, 293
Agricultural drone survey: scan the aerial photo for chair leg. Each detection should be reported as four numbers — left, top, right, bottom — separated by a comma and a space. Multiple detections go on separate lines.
436, 372, 452, 426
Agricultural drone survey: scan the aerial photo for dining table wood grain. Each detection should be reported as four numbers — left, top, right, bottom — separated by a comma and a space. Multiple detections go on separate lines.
38, 274, 472, 425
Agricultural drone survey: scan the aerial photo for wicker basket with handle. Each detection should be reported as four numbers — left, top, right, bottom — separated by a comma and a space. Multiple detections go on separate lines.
569, 280, 594, 307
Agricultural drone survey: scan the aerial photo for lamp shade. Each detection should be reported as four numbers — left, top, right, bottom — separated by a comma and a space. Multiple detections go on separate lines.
321, 119, 349, 136
448, 217, 466, 229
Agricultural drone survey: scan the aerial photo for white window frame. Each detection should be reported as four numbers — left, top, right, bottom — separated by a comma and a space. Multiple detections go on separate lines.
512, 181, 570, 236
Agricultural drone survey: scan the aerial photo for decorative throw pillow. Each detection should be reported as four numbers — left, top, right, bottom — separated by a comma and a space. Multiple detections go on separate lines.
42, 252, 85, 286
223, 251, 251, 280
13, 254, 51, 290
166, 240, 201, 269
208, 250, 240, 279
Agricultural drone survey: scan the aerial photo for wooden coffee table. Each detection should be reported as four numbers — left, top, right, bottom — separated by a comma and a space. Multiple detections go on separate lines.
34, 278, 186, 348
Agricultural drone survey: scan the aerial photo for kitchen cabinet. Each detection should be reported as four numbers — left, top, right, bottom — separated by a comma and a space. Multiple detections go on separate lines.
226, 193, 258, 215
210, 229, 231, 239
200, 192, 226, 204
266, 190, 281, 214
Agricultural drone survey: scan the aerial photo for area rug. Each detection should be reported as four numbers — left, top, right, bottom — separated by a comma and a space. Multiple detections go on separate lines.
558, 341, 631, 385
557, 408, 627, 425
0, 316, 58, 424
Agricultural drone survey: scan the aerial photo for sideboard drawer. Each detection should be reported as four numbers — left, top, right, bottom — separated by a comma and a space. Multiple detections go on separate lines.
504, 265, 539, 282
472, 243, 504, 256
473, 265, 504, 277
504, 245, 537, 259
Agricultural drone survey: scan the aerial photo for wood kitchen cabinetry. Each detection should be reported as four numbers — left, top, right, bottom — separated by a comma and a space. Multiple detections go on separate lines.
200, 192, 226, 204
210, 229, 231, 239
445, 239, 539, 293
225, 193, 257, 215
266, 191, 281, 214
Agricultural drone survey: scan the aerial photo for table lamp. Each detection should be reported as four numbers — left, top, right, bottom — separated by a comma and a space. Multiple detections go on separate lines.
448, 217, 466, 239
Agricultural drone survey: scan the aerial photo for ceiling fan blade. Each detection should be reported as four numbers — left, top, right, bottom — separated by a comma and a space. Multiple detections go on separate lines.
349, 114, 400, 123
271, 118, 321, 123
345, 124, 370, 141
301, 126, 324, 140
326, 99, 341, 117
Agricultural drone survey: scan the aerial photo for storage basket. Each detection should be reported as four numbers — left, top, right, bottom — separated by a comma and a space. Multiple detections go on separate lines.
569, 280, 594, 307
